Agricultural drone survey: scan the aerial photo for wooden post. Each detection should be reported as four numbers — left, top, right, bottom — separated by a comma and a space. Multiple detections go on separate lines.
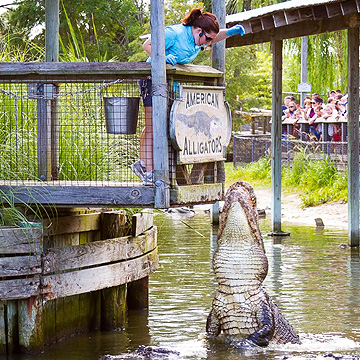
271, 40, 283, 233
347, 26, 359, 247
212, 0, 226, 189
0, 302, 5, 353
45, 0, 60, 180
37, 90, 52, 181
6, 301, 18, 353
100, 211, 128, 330
127, 277, 149, 310
45, 0, 59, 62
18, 297, 44, 352
151, 0, 170, 208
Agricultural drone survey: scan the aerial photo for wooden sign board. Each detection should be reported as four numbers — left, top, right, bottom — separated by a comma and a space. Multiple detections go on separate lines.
170, 85, 232, 164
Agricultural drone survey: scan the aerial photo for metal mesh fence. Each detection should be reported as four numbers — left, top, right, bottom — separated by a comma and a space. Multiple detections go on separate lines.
0, 79, 146, 186
233, 133, 348, 168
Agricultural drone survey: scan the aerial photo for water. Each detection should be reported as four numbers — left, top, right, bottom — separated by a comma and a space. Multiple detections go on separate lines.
5, 208, 360, 360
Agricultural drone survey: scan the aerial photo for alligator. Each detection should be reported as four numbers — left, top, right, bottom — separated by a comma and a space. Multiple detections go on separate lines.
99, 346, 180, 359
206, 181, 301, 347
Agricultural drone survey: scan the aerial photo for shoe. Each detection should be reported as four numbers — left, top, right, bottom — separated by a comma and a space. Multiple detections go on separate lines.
142, 170, 154, 186
131, 160, 146, 181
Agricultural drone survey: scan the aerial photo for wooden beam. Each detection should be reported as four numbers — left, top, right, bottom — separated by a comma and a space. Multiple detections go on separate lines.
347, 26, 359, 247
0, 185, 155, 207
0, 62, 221, 82
271, 40, 283, 233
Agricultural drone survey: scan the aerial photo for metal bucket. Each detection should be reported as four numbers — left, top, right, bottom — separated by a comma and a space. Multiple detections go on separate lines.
104, 96, 140, 134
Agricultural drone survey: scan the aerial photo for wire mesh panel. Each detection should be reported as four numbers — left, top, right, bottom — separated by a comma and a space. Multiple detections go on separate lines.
233, 134, 271, 164
233, 133, 349, 169
0, 79, 145, 187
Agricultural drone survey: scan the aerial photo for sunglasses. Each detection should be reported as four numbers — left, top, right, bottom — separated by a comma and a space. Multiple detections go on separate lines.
199, 31, 214, 42
289, 106, 295, 108
311, 101, 316, 104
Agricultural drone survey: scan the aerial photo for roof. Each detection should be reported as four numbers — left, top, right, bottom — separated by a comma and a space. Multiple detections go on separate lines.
225, 0, 360, 47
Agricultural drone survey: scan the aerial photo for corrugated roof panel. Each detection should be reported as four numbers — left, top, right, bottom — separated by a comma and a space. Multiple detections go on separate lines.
226, 0, 347, 24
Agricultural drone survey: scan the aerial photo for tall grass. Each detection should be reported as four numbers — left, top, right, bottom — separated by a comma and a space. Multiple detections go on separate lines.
226, 147, 348, 207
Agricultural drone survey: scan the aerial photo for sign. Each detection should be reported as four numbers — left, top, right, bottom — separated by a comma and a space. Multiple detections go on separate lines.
169, 85, 232, 164
297, 82, 311, 93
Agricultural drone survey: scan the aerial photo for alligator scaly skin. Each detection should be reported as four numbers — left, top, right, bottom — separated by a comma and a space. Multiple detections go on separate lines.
206, 181, 301, 347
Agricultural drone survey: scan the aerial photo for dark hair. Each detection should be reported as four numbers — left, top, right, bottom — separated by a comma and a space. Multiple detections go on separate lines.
182, 7, 219, 34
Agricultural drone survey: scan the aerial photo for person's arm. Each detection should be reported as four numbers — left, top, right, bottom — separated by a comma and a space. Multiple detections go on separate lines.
142, 38, 152, 56
211, 24, 245, 44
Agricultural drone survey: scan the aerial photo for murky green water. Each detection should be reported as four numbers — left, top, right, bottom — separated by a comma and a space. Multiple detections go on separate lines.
6, 208, 360, 360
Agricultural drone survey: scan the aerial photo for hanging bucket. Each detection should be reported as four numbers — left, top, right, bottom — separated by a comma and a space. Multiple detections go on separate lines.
104, 96, 140, 134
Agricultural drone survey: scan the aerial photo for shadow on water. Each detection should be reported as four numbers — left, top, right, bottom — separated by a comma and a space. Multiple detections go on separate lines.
6, 208, 360, 360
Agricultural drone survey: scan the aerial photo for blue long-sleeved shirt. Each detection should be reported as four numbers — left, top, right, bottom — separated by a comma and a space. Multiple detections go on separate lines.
147, 24, 202, 64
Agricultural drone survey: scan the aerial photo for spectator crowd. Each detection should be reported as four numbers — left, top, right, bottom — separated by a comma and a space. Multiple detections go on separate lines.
281, 90, 348, 141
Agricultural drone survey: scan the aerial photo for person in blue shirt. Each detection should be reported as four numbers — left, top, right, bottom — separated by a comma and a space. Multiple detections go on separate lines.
131, 7, 245, 185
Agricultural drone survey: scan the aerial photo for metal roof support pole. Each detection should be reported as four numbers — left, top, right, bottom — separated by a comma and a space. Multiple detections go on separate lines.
151, 0, 170, 208
270, 40, 283, 233
347, 26, 359, 247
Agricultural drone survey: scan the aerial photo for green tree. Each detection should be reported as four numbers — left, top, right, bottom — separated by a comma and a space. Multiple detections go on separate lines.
2, 0, 148, 61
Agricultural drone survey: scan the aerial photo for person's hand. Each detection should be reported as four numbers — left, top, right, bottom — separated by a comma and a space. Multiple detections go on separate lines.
166, 54, 178, 65
226, 24, 245, 37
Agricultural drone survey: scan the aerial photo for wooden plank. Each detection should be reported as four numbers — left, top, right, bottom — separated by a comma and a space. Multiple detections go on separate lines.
171, 183, 223, 205
43, 226, 157, 274
284, 9, 301, 24
0, 62, 221, 82
42, 249, 158, 300
340, 0, 358, 15
0, 276, 40, 300
298, 7, 315, 20
326, 3, 343, 17
272, 12, 287, 27
250, 19, 262, 33
261, 16, 275, 30
0, 227, 42, 254
0, 255, 41, 277
0, 185, 155, 207
43, 212, 101, 236
132, 211, 153, 237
